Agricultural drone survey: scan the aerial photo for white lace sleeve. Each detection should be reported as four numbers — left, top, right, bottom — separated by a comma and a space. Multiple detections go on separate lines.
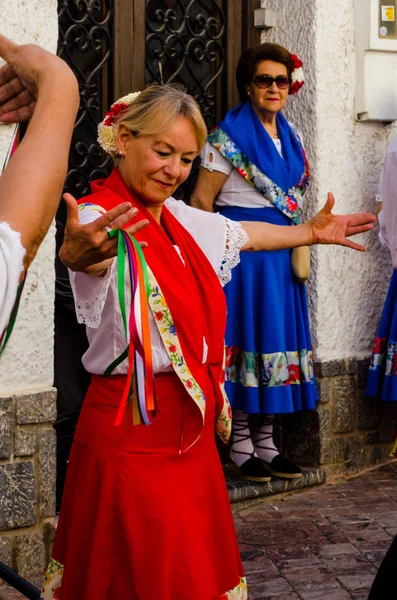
67, 203, 115, 329
218, 218, 249, 287
68, 265, 114, 329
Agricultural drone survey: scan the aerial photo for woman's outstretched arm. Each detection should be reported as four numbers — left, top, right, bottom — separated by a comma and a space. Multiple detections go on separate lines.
0, 35, 79, 268
241, 193, 376, 252
58, 192, 376, 277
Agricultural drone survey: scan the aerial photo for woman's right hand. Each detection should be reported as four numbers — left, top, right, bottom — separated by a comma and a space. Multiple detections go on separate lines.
308, 193, 376, 251
0, 35, 76, 122
59, 193, 149, 275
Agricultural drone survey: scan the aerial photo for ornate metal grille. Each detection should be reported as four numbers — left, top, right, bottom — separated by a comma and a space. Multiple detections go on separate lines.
57, 0, 114, 198
55, 2, 117, 509
146, 0, 226, 130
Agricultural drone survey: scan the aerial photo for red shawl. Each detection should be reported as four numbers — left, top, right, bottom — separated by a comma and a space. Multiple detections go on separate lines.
82, 168, 227, 448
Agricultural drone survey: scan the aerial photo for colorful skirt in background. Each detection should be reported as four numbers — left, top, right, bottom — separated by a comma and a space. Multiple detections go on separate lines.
366, 269, 397, 401
41, 372, 246, 600
218, 206, 318, 415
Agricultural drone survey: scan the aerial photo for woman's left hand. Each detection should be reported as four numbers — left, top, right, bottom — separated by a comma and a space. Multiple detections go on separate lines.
308, 193, 377, 251
60, 193, 149, 273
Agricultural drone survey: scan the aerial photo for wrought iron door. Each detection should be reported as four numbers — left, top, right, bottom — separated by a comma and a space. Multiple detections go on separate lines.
58, 0, 114, 198
55, 0, 116, 510
57, 0, 258, 196
145, 0, 226, 130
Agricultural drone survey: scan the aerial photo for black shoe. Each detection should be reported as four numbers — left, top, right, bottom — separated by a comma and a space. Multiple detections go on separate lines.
238, 456, 272, 483
263, 454, 303, 479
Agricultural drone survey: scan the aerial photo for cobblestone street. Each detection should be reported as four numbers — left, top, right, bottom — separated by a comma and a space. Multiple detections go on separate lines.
235, 462, 397, 599
2, 463, 397, 599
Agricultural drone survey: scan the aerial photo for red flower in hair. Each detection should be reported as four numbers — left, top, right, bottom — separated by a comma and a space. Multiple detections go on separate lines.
289, 53, 305, 96
103, 102, 129, 126
291, 54, 303, 70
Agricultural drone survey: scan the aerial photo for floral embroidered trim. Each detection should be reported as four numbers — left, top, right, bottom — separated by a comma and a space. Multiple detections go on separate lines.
369, 336, 397, 376
147, 267, 206, 440
225, 346, 315, 388
216, 345, 233, 444
78, 202, 107, 220
207, 127, 309, 224
40, 557, 64, 600
218, 219, 249, 287
147, 266, 232, 446
221, 576, 248, 599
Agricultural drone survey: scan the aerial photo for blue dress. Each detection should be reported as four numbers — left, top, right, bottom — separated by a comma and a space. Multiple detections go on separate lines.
207, 103, 318, 415
366, 270, 397, 401
219, 205, 318, 414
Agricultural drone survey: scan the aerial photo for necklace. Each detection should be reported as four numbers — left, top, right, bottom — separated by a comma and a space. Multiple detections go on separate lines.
264, 124, 278, 139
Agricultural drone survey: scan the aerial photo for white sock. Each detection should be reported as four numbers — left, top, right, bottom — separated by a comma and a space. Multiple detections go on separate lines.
231, 409, 257, 468
252, 415, 280, 464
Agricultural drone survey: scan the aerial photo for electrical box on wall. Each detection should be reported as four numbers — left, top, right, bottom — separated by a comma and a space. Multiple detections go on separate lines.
355, 0, 397, 121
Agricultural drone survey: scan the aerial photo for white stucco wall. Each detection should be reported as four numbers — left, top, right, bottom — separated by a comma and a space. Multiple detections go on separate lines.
0, 0, 58, 393
262, 0, 396, 361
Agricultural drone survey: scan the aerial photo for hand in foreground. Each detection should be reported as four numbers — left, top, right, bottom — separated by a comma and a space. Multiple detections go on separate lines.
0, 35, 74, 122
59, 193, 149, 274
308, 193, 377, 251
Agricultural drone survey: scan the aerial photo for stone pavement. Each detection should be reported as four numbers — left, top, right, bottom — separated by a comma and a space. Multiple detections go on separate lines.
1, 463, 397, 599
235, 462, 397, 599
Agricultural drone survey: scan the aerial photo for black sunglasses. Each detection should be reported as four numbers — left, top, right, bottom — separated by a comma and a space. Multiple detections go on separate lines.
252, 75, 291, 90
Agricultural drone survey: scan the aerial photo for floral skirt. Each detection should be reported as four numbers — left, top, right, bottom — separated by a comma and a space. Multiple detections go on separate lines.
219, 206, 318, 415
366, 269, 397, 401
41, 372, 246, 600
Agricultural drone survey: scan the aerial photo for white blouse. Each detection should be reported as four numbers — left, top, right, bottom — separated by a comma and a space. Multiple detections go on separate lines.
69, 198, 249, 376
377, 134, 397, 267
200, 141, 282, 209
0, 222, 25, 341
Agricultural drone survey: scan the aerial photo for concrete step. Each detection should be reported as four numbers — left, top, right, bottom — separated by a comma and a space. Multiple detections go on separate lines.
226, 464, 326, 504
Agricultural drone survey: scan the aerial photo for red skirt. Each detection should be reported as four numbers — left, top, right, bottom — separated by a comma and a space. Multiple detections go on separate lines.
43, 372, 245, 600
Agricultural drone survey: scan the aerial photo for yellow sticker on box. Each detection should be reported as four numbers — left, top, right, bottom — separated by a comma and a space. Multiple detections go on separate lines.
382, 6, 395, 21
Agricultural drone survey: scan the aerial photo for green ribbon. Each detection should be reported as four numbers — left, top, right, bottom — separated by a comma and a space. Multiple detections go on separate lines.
0, 277, 26, 356
103, 229, 151, 377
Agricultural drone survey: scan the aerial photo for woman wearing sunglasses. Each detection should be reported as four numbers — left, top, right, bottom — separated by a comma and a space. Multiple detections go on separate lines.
191, 43, 315, 482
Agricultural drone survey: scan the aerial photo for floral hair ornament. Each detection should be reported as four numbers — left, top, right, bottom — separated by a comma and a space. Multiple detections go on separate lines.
97, 91, 141, 154
289, 54, 304, 95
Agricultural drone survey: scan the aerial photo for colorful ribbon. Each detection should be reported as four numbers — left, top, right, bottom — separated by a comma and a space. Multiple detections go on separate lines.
104, 229, 156, 426
0, 124, 25, 357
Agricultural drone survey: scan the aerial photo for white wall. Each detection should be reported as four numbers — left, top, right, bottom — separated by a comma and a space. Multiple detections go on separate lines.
262, 0, 396, 361
0, 0, 58, 393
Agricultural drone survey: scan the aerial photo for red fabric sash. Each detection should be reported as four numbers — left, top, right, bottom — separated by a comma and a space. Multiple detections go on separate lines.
81, 169, 227, 446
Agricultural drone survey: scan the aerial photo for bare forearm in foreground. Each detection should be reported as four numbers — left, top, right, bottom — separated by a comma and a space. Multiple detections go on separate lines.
0, 37, 79, 268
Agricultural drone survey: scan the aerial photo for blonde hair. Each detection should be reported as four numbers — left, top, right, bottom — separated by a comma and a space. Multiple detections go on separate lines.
115, 84, 207, 152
